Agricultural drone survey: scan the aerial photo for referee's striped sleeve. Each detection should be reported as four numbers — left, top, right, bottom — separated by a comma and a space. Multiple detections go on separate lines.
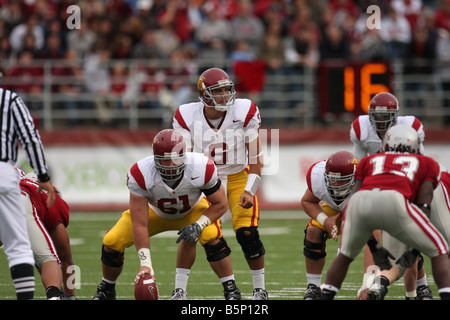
11, 94, 48, 176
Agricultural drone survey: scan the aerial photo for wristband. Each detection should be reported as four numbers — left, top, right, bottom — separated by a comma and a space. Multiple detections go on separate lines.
38, 173, 51, 182
137, 248, 152, 269
315, 212, 328, 226
418, 203, 430, 209
195, 215, 211, 230
244, 173, 261, 196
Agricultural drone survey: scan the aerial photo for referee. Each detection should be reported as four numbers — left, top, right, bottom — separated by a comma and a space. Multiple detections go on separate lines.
0, 66, 56, 299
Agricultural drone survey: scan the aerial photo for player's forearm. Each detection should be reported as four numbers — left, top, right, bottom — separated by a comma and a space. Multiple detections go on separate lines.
303, 202, 324, 221
203, 202, 228, 223
132, 223, 150, 250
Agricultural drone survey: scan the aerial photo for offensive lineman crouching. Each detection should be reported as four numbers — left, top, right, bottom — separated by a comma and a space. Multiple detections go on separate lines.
93, 129, 240, 300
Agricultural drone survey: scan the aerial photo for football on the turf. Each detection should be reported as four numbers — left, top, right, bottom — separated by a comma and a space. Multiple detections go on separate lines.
134, 274, 159, 300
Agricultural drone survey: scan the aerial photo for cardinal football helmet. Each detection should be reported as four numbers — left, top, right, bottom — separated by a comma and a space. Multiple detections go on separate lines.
324, 151, 358, 202
198, 68, 235, 112
382, 124, 420, 154
368, 92, 399, 137
153, 129, 186, 181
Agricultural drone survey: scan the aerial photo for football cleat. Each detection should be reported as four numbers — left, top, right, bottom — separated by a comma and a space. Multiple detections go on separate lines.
367, 282, 388, 300
92, 281, 116, 300
171, 288, 188, 300
252, 288, 268, 300
416, 285, 433, 300
223, 280, 241, 300
304, 284, 321, 300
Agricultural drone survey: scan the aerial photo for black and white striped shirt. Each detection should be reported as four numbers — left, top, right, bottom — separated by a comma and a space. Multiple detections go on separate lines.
0, 88, 48, 177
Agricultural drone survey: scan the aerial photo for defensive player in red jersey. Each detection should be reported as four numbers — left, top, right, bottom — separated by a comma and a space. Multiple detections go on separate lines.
93, 129, 241, 300
17, 170, 75, 299
301, 151, 358, 299
172, 68, 267, 300
321, 125, 450, 300
350, 92, 431, 300
430, 170, 450, 245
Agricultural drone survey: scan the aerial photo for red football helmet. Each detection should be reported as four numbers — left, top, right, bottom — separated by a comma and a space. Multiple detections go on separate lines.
368, 92, 399, 137
152, 129, 186, 181
324, 151, 358, 202
198, 68, 235, 112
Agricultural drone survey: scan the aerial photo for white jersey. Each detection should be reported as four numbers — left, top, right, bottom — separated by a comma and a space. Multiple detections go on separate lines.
350, 115, 425, 161
306, 160, 349, 212
126, 152, 219, 220
172, 99, 261, 177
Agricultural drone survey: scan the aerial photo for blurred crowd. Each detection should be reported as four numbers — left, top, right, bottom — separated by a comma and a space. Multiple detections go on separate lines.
0, 0, 449, 127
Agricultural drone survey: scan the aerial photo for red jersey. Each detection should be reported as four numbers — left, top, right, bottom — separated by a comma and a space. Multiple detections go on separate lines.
440, 171, 450, 193
355, 151, 441, 202
20, 178, 70, 230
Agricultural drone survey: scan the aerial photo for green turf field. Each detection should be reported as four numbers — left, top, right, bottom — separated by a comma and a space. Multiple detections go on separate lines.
0, 210, 438, 300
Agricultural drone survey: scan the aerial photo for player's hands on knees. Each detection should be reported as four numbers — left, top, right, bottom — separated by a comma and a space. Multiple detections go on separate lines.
239, 191, 254, 209
323, 213, 340, 241
134, 266, 154, 285
176, 223, 201, 243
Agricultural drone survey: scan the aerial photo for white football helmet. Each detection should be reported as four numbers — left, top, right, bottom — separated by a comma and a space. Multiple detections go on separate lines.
382, 124, 420, 154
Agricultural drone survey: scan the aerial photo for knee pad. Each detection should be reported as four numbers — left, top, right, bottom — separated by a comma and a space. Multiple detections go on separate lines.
204, 238, 231, 262
101, 245, 124, 268
236, 227, 265, 260
303, 226, 327, 260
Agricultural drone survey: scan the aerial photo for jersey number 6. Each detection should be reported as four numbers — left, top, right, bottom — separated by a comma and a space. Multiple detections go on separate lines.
157, 195, 191, 214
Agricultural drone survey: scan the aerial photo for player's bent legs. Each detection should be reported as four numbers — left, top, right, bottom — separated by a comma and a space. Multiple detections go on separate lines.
227, 170, 266, 298
303, 204, 340, 298
304, 225, 328, 274
22, 194, 62, 299
385, 198, 450, 294
382, 231, 421, 297
227, 171, 265, 267
0, 165, 35, 299
323, 192, 373, 296
50, 223, 76, 298
304, 204, 341, 275
430, 183, 450, 244
0, 190, 34, 268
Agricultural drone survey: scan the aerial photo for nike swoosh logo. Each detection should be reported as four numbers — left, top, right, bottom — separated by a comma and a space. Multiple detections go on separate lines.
233, 119, 240, 123
191, 176, 199, 180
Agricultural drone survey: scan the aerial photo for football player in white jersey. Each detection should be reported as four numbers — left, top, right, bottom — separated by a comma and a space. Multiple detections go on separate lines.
301, 151, 358, 299
93, 129, 241, 300
350, 92, 432, 300
172, 68, 267, 300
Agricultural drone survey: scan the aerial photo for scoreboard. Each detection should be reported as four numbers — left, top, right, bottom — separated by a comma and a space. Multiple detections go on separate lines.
318, 61, 393, 118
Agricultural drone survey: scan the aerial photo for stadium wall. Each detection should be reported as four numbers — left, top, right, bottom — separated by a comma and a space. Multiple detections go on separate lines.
17, 128, 450, 212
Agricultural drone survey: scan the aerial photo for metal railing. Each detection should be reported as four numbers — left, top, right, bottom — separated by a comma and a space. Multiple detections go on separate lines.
1, 58, 449, 130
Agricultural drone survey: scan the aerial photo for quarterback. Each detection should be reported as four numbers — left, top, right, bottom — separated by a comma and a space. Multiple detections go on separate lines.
172, 68, 267, 300
93, 129, 241, 300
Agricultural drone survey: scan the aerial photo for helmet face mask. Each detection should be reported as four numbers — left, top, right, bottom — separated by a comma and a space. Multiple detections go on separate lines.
324, 151, 358, 202
153, 129, 186, 181
369, 109, 398, 136
198, 68, 236, 112
382, 124, 420, 154
368, 92, 399, 137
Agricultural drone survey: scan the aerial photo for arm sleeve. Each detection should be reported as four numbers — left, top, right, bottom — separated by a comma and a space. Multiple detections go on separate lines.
12, 95, 48, 177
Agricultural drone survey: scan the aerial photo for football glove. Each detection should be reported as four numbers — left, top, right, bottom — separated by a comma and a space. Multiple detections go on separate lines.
176, 223, 202, 243
394, 249, 420, 278
367, 236, 395, 271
